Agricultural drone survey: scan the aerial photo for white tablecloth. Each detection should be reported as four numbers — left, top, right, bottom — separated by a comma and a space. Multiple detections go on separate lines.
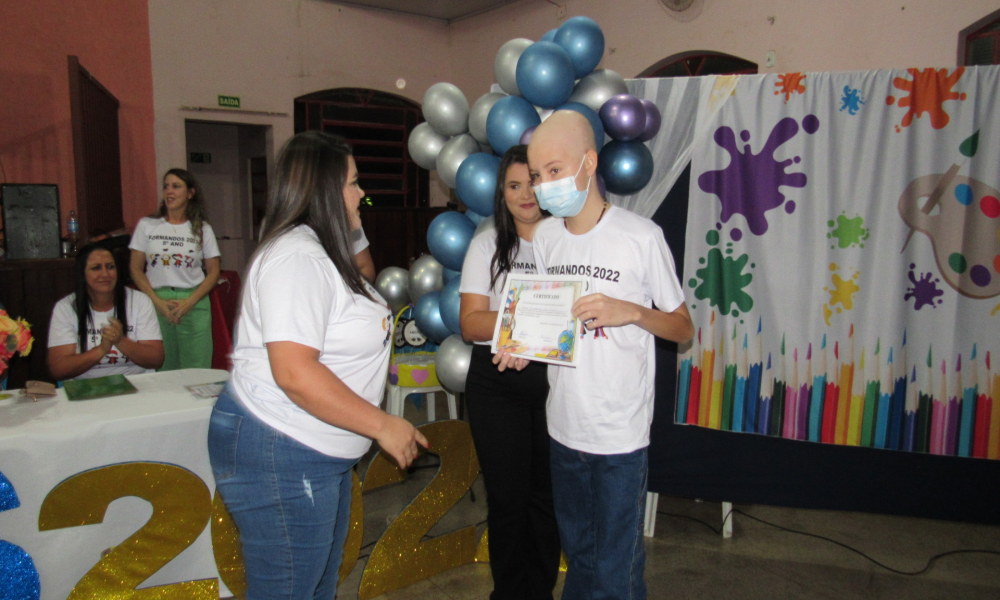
0, 369, 230, 599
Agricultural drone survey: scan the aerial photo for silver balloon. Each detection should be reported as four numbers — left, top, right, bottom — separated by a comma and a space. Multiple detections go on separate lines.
567, 69, 629, 113
423, 83, 470, 137
435, 334, 474, 393
494, 38, 533, 96
408, 254, 444, 303
375, 266, 410, 314
408, 122, 450, 171
436, 134, 480, 189
469, 92, 505, 144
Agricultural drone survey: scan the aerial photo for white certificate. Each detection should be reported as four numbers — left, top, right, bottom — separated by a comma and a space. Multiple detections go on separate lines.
491, 274, 586, 367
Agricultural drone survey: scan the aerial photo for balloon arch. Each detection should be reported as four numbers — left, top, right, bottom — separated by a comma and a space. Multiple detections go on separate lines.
377, 16, 663, 393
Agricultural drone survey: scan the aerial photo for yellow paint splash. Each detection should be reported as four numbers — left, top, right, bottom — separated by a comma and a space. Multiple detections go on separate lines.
822, 264, 861, 326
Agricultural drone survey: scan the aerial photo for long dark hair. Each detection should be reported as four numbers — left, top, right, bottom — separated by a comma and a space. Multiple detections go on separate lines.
255, 131, 371, 299
155, 168, 209, 248
74, 242, 128, 352
489, 144, 530, 290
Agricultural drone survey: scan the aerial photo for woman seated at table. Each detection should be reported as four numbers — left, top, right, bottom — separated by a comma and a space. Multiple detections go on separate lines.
48, 242, 164, 380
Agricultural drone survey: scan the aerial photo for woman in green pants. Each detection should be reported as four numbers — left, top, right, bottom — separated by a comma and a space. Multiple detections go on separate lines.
130, 168, 221, 370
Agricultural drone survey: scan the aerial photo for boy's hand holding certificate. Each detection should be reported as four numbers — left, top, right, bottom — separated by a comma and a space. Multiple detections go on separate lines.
491, 274, 586, 367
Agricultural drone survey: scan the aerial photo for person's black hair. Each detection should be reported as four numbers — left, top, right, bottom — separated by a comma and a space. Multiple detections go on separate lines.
255, 131, 371, 299
74, 242, 128, 352
489, 144, 531, 290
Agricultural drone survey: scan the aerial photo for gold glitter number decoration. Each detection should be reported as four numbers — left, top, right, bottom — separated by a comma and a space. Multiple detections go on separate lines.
210, 489, 246, 598
338, 470, 365, 584
38, 462, 217, 599
358, 420, 480, 600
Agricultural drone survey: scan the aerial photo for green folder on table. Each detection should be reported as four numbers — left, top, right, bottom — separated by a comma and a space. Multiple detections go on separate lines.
63, 374, 139, 401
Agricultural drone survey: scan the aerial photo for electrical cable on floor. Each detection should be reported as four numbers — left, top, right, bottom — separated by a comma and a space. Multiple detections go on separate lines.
657, 507, 1000, 576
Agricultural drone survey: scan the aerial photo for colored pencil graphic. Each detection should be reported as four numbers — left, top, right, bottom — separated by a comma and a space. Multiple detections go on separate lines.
784, 348, 799, 439
973, 345, 989, 458
887, 333, 907, 451
822, 341, 840, 444
835, 325, 854, 445
904, 365, 918, 452
721, 325, 737, 431
770, 335, 786, 437
797, 344, 811, 441
746, 319, 763, 433
958, 346, 977, 458
760, 353, 773, 435
861, 343, 880, 448
945, 358, 960, 456
686, 328, 702, 425
709, 330, 724, 429
698, 315, 715, 427
809, 336, 827, 442
676, 344, 693, 424
916, 346, 933, 454
988, 352, 999, 460
733, 333, 748, 433
875, 346, 893, 449
848, 341, 866, 447
933, 359, 947, 455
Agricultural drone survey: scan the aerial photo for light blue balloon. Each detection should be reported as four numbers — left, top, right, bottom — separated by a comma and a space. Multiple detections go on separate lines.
440, 277, 463, 335
442, 267, 461, 283
598, 140, 655, 195
466, 211, 486, 227
487, 95, 541, 156
455, 153, 500, 216
554, 16, 605, 78
414, 291, 451, 343
556, 102, 605, 148
540, 28, 558, 42
515, 42, 575, 109
427, 211, 476, 271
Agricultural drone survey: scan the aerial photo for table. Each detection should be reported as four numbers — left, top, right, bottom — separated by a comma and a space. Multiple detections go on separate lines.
0, 369, 231, 599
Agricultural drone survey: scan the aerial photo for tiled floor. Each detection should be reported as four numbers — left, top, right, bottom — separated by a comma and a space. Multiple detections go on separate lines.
331, 396, 1000, 599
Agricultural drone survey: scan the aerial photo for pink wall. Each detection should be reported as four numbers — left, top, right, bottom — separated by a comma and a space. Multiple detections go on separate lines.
0, 0, 156, 234
448, 0, 1000, 100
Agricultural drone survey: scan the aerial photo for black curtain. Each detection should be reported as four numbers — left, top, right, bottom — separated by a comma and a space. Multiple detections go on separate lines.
647, 164, 1000, 525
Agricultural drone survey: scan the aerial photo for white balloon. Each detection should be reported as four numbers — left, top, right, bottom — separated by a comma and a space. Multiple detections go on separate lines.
423, 82, 470, 137
494, 38, 533, 96
567, 69, 629, 113
408, 122, 449, 171
407, 254, 444, 303
436, 134, 480, 189
469, 92, 505, 144
435, 334, 474, 393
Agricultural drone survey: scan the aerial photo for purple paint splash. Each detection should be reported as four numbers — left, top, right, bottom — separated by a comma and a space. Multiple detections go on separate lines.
904, 264, 944, 310
697, 116, 814, 236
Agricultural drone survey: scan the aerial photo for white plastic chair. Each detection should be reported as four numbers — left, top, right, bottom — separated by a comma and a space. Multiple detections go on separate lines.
385, 383, 457, 422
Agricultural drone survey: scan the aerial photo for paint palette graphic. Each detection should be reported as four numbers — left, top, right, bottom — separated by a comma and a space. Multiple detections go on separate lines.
898, 171, 1000, 299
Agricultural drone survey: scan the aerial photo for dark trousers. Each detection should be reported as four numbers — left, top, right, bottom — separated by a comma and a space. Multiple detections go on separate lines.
465, 344, 561, 600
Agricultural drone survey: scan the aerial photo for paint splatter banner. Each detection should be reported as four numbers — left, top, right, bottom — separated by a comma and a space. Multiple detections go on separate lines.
679, 66, 1000, 459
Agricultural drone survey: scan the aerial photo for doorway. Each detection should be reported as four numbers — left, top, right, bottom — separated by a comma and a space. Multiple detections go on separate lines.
184, 120, 270, 273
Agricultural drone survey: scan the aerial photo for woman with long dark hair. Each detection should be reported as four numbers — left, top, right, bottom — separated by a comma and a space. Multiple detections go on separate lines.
129, 168, 221, 370
207, 131, 427, 599
459, 145, 560, 600
48, 242, 164, 380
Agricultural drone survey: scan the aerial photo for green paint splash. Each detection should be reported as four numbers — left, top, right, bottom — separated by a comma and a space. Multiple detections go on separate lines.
690, 248, 754, 316
826, 213, 870, 249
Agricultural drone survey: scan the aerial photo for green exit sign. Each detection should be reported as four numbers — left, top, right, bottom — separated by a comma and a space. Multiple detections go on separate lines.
218, 95, 240, 108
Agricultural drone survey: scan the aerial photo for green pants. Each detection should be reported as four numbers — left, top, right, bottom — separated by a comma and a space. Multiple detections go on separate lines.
155, 287, 213, 371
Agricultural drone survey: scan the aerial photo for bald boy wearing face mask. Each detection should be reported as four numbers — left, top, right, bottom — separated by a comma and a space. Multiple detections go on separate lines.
526, 110, 694, 600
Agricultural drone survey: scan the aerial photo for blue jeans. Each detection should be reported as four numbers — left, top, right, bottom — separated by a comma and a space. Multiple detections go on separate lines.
208, 387, 357, 600
550, 439, 648, 600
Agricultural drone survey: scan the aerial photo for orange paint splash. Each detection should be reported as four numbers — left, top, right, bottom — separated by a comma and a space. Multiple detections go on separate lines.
774, 72, 807, 103
886, 67, 967, 130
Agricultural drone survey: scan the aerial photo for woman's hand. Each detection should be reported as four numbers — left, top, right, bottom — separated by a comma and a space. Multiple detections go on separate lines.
169, 298, 196, 322
376, 414, 430, 470
152, 297, 180, 324
492, 349, 529, 372
99, 318, 124, 352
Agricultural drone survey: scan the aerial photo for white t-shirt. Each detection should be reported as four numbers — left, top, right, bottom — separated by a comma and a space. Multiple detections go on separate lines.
351, 227, 369, 254
230, 225, 394, 458
459, 230, 537, 346
129, 217, 222, 289
532, 205, 686, 455
48, 288, 163, 380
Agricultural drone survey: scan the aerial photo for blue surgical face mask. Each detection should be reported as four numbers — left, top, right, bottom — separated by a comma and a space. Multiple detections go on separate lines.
532, 155, 591, 218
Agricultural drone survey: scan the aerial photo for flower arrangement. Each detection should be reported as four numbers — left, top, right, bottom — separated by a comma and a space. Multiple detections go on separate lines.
1, 308, 33, 376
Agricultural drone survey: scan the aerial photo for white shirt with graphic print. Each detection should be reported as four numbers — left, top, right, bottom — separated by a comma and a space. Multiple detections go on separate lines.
129, 217, 221, 289
48, 288, 163, 379
230, 225, 394, 459
532, 205, 686, 455
459, 230, 537, 346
